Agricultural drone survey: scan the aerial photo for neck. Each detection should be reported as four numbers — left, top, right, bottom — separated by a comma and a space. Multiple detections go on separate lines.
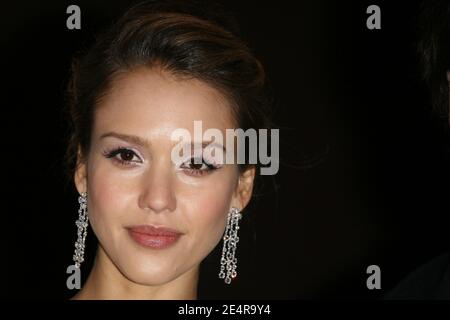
71, 245, 199, 300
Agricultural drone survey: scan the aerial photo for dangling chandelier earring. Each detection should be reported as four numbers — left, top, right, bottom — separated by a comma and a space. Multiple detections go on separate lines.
73, 191, 89, 268
219, 207, 242, 284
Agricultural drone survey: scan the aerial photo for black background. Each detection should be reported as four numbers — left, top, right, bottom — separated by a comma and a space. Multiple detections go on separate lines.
3, 0, 450, 299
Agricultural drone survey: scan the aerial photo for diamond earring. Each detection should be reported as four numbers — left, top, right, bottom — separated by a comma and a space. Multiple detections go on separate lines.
219, 207, 242, 284
73, 192, 89, 268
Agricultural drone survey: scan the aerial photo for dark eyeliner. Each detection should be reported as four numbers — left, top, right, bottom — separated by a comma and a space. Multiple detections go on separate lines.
102, 147, 141, 166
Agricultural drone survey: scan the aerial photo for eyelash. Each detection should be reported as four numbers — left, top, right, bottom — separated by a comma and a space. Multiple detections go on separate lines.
103, 147, 142, 167
102, 147, 220, 176
179, 157, 220, 176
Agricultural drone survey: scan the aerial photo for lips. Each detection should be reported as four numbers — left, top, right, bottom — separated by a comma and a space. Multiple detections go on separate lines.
126, 225, 183, 249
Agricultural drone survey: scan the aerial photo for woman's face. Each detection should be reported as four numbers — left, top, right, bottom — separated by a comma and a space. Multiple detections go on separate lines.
74, 67, 254, 286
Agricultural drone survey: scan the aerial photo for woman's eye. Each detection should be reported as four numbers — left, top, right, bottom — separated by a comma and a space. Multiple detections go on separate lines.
104, 148, 142, 166
180, 157, 219, 176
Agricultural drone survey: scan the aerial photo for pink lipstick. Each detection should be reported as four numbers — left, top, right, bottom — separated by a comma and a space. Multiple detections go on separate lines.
127, 225, 183, 249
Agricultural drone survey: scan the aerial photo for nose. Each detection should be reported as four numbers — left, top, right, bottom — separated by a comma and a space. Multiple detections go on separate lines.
138, 159, 176, 213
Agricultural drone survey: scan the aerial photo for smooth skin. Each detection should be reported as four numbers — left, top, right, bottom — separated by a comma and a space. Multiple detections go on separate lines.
72, 66, 255, 300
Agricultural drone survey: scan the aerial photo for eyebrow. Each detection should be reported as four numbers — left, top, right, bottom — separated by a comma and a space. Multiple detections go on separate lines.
100, 131, 151, 148
100, 131, 226, 151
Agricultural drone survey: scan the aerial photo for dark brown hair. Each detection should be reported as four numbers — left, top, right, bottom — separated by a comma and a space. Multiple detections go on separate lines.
64, 0, 272, 188
417, 0, 450, 126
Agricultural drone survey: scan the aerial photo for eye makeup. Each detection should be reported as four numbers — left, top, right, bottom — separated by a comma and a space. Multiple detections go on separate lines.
179, 156, 222, 177
102, 146, 143, 168
101, 145, 223, 176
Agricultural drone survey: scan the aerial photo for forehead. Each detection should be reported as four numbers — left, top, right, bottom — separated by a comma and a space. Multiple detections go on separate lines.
92, 66, 236, 139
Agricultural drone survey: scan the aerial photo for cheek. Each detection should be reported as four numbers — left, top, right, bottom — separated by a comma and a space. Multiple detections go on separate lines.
85, 159, 133, 236
180, 168, 238, 247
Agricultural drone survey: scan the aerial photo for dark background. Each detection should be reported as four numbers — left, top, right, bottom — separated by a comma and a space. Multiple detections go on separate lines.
3, 0, 450, 299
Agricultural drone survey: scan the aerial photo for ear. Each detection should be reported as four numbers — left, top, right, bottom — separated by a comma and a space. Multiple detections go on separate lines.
231, 165, 256, 211
74, 145, 88, 194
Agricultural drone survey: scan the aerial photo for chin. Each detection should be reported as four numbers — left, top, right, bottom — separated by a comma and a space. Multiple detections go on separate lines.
116, 258, 184, 286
